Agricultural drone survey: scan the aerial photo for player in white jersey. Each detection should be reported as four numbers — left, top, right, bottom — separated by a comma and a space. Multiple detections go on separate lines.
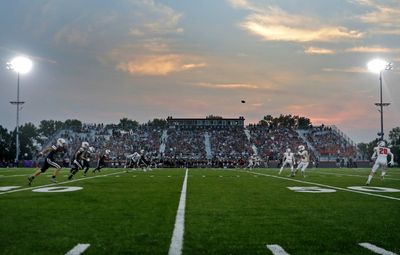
125, 152, 141, 170
292, 145, 309, 177
246, 155, 256, 170
279, 148, 295, 175
366, 140, 394, 185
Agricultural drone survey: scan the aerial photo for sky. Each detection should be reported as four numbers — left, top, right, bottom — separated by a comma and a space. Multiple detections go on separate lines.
0, 0, 399, 143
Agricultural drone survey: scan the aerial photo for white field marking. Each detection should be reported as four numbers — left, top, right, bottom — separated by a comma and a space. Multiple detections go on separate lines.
0, 174, 30, 178
33, 186, 83, 193
311, 171, 400, 181
359, 243, 398, 255
348, 186, 400, 193
65, 243, 90, 255
168, 176, 172, 177
266, 244, 290, 255
202, 175, 206, 178
168, 169, 188, 255
240, 171, 400, 201
0, 186, 21, 191
219, 176, 223, 178
236, 175, 240, 177
0, 171, 124, 195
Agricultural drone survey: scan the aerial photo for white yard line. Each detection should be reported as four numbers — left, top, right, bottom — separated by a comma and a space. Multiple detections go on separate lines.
359, 243, 398, 255
241, 171, 400, 201
0, 174, 30, 178
168, 169, 189, 255
0, 171, 125, 195
65, 244, 90, 255
266, 244, 290, 255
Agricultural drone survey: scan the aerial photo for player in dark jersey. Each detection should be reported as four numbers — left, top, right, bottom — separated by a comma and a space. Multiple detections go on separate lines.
92, 149, 110, 173
68, 142, 89, 180
28, 138, 67, 186
82, 146, 95, 176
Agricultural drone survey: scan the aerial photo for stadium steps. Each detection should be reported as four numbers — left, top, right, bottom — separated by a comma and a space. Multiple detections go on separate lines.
244, 129, 258, 155
204, 132, 212, 159
159, 129, 168, 154
296, 130, 320, 158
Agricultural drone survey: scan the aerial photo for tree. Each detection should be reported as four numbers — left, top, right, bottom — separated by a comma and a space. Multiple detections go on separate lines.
389, 127, 400, 145
147, 118, 167, 127
118, 118, 139, 130
63, 119, 82, 132
18, 123, 38, 159
0, 125, 12, 161
389, 127, 400, 164
38, 120, 64, 137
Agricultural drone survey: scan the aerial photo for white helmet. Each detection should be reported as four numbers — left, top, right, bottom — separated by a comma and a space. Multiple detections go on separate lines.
286, 148, 291, 153
298, 145, 305, 151
89, 146, 95, 153
140, 149, 145, 154
378, 140, 386, 147
56, 138, 67, 147
82, 141, 89, 149
105, 149, 111, 155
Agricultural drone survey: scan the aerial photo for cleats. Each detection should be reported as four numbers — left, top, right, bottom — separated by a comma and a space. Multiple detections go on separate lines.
28, 176, 34, 186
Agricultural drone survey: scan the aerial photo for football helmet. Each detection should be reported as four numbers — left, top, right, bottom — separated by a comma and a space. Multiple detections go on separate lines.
286, 148, 291, 153
56, 138, 67, 147
105, 149, 111, 155
378, 140, 386, 147
82, 141, 89, 149
89, 146, 95, 153
298, 145, 305, 151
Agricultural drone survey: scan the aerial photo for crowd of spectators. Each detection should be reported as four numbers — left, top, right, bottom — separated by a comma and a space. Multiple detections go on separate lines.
164, 128, 206, 159
305, 125, 356, 159
209, 127, 253, 161
2, 122, 358, 169
248, 126, 306, 160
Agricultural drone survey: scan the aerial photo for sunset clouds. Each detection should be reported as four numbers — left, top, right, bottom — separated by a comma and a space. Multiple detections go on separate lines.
0, 0, 399, 142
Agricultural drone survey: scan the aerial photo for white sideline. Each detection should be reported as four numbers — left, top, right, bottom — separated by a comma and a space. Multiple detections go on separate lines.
359, 243, 398, 255
65, 243, 90, 255
242, 171, 400, 201
0, 171, 125, 195
266, 244, 290, 255
168, 169, 189, 255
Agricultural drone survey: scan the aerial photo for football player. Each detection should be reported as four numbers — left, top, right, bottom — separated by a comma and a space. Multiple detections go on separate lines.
125, 151, 141, 170
366, 140, 394, 185
293, 145, 309, 177
246, 155, 256, 170
279, 148, 295, 175
92, 149, 110, 174
82, 146, 95, 176
68, 141, 89, 180
28, 138, 67, 186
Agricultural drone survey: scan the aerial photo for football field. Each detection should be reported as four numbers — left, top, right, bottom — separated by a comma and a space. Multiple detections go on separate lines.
1, 167, 399, 255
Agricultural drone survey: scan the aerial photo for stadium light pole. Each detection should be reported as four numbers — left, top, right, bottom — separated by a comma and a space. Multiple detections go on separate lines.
367, 59, 393, 141
7, 56, 33, 163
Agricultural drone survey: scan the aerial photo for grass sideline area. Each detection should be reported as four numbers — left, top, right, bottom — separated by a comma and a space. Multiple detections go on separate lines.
0, 167, 399, 255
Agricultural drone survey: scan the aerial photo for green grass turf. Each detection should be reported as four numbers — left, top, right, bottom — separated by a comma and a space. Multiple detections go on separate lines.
1, 167, 400, 254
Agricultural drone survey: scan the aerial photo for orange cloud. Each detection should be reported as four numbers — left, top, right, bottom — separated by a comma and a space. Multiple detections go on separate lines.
117, 55, 206, 76
304, 47, 336, 55
322, 67, 368, 73
345, 46, 396, 53
196, 82, 259, 89
233, 4, 363, 42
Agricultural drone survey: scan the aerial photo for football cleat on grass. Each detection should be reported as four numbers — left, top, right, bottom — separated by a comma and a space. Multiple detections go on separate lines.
27, 176, 34, 186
